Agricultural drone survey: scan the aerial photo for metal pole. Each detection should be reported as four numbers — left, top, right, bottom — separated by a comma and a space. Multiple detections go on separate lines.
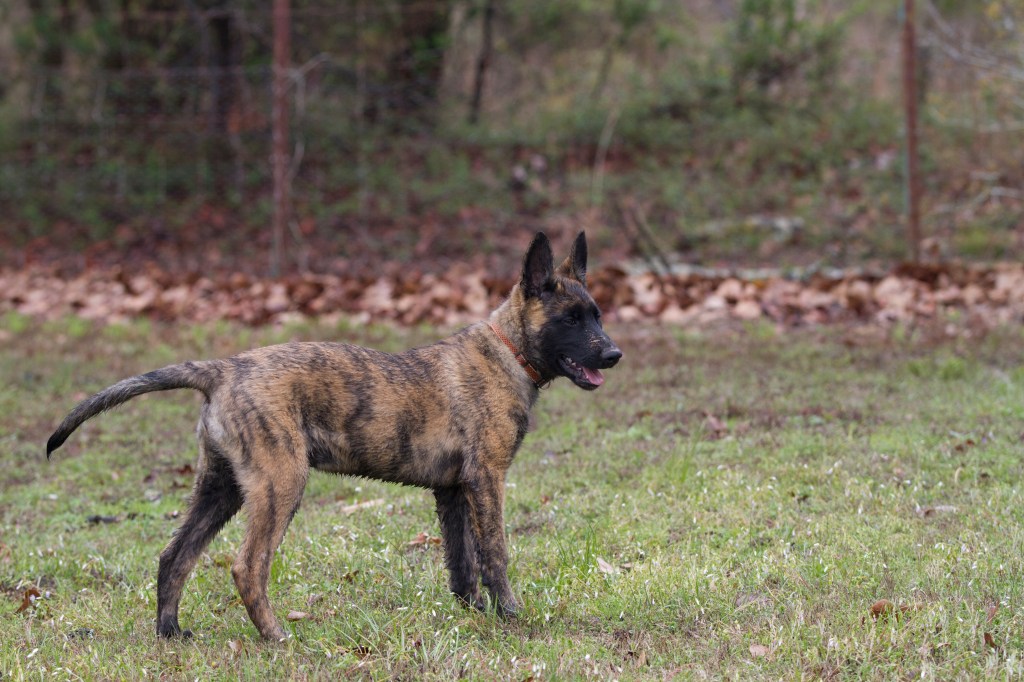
901, 0, 922, 263
271, 0, 291, 277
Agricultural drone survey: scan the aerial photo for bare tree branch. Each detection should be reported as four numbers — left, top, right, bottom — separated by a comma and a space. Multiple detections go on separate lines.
922, 0, 1024, 82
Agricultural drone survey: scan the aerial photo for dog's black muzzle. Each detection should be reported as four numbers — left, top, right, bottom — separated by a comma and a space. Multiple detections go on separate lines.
555, 327, 622, 391
598, 343, 622, 369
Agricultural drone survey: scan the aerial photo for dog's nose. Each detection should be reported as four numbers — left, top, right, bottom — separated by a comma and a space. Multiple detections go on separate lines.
600, 346, 622, 368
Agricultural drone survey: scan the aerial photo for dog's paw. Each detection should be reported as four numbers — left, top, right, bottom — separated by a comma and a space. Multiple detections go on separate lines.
156, 618, 191, 639
260, 625, 289, 642
497, 598, 521, 619
454, 592, 486, 612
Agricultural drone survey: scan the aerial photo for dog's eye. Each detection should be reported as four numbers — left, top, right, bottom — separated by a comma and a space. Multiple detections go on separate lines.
564, 314, 579, 327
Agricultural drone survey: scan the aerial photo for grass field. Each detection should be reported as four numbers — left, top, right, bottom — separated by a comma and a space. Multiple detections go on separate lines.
2, 313, 1024, 680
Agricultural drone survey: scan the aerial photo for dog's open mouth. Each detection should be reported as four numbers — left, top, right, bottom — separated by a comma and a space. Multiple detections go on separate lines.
559, 355, 605, 390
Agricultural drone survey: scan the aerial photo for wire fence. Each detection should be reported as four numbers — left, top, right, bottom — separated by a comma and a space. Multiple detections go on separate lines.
1, 1, 1021, 269
2, 2, 484, 226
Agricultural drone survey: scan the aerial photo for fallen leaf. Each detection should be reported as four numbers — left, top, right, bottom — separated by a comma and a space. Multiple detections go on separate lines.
8, 259, 1024, 330
984, 632, 997, 649
870, 599, 895, 620
286, 610, 310, 622
339, 498, 385, 514
596, 557, 617, 575
734, 299, 762, 320
749, 644, 769, 658
869, 598, 922, 622
16, 587, 41, 614
341, 570, 360, 583
227, 639, 243, 655
917, 504, 957, 518
407, 531, 442, 547
953, 439, 976, 453
703, 413, 728, 440
987, 603, 998, 623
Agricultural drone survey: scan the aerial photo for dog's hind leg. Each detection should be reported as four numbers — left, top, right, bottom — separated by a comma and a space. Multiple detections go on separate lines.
231, 457, 308, 641
465, 470, 520, 616
156, 441, 243, 638
434, 486, 484, 610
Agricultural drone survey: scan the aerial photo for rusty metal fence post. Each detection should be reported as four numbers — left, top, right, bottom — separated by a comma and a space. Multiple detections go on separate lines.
271, 0, 291, 277
901, 0, 922, 263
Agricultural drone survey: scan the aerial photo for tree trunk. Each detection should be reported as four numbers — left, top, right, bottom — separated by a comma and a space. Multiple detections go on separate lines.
468, 0, 495, 124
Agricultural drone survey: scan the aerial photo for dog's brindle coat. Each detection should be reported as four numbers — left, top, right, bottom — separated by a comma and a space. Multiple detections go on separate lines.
46, 232, 621, 641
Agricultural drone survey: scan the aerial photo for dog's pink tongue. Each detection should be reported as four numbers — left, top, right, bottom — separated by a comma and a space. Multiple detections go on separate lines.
583, 367, 605, 386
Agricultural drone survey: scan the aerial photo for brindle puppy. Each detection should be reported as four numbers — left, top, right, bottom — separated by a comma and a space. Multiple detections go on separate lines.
47, 231, 621, 641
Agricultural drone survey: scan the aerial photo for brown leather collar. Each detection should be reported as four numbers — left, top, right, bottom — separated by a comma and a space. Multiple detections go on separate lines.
489, 322, 544, 387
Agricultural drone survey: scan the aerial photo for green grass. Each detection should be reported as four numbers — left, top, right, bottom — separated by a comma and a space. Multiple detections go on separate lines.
2, 316, 1024, 679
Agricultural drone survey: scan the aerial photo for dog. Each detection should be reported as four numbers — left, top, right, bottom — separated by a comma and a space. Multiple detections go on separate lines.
46, 231, 622, 641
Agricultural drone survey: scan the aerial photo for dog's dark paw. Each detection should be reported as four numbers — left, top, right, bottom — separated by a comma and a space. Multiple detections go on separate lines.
455, 592, 487, 612
157, 617, 194, 640
157, 625, 182, 639
497, 598, 521, 619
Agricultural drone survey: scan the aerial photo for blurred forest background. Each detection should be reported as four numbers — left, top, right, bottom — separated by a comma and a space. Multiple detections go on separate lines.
0, 0, 1021, 282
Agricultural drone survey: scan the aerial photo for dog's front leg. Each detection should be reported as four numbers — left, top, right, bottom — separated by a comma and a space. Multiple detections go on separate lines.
434, 486, 485, 611
465, 469, 519, 616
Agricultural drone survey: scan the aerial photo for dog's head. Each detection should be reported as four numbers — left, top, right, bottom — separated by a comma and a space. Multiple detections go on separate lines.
518, 231, 622, 390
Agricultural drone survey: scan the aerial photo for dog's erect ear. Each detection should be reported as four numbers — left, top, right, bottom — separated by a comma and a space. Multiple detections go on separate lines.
521, 232, 554, 299
556, 231, 587, 285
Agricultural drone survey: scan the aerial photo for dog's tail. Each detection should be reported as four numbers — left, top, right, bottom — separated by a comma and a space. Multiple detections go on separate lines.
46, 360, 223, 459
